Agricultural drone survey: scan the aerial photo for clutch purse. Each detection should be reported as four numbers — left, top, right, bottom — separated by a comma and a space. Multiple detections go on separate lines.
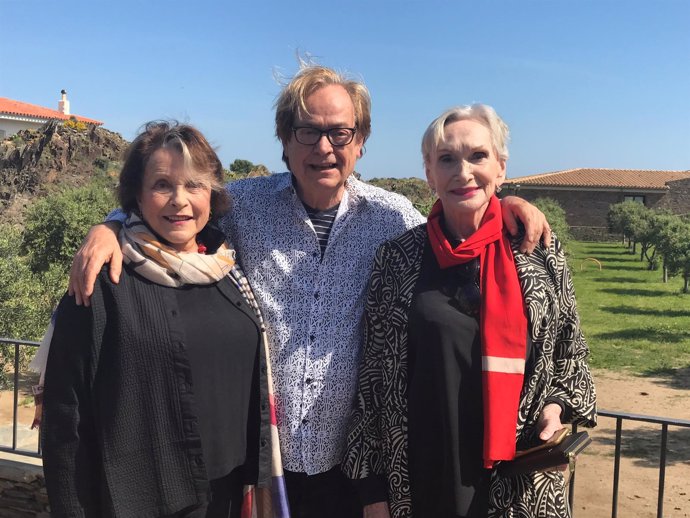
497, 429, 592, 477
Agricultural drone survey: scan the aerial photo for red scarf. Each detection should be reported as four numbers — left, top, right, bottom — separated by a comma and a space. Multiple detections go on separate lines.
427, 196, 527, 468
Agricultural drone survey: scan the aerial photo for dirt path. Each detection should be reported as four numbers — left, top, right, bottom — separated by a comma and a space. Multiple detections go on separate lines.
1, 369, 689, 516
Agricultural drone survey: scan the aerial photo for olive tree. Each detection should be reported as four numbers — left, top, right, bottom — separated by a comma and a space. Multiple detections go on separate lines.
607, 201, 647, 254
651, 215, 690, 292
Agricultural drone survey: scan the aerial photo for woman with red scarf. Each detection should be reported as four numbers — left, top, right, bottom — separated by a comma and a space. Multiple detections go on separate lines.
343, 104, 596, 518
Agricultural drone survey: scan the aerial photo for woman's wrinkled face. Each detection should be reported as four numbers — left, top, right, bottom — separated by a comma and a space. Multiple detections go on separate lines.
425, 119, 506, 226
137, 147, 212, 253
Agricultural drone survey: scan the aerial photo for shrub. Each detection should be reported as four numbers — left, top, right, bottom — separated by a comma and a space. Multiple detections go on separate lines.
64, 119, 88, 131
21, 183, 116, 273
532, 197, 571, 247
0, 225, 59, 387
229, 158, 255, 176
368, 177, 435, 216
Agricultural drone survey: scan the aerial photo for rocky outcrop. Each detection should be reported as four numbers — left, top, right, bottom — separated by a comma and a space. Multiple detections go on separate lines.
0, 121, 127, 218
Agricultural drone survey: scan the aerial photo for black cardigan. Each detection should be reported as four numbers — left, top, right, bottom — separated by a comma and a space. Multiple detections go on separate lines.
41, 266, 272, 517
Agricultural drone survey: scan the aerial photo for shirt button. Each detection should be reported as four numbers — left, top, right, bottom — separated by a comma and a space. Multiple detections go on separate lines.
171, 310, 178, 317
260, 438, 268, 448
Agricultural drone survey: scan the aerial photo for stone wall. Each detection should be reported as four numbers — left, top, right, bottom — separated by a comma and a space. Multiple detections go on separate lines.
570, 226, 614, 242
500, 186, 690, 240
0, 456, 49, 517
503, 187, 670, 228
656, 177, 690, 216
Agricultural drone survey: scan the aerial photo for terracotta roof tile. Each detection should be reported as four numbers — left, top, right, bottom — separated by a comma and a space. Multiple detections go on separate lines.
0, 97, 102, 125
505, 168, 690, 190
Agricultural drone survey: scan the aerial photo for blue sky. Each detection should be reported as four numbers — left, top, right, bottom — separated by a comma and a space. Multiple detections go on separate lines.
1, 0, 688, 180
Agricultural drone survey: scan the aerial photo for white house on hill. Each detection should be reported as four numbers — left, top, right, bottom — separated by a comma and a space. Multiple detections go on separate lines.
0, 90, 102, 139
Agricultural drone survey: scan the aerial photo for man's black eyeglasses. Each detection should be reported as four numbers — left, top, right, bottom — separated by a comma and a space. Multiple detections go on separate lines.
292, 127, 357, 147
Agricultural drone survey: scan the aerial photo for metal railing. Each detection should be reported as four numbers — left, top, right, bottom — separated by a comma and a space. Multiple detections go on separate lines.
594, 409, 690, 518
0, 337, 41, 458
2, 337, 689, 517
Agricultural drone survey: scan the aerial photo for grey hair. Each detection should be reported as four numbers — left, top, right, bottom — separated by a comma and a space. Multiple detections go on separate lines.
421, 104, 510, 164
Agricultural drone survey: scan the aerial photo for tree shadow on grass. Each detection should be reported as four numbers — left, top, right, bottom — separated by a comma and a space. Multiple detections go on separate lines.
593, 328, 690, 343
640, 366, 690, 390
599, 288, 670, 297
593, 277, 647, 284
584, 250, 637, 258
599, 265, 652, 272
593, 426, 690, 469
603, 305, 690, 318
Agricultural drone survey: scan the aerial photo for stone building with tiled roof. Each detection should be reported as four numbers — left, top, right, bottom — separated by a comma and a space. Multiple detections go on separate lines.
502, 168, 690, 240
0, 90, 102, 139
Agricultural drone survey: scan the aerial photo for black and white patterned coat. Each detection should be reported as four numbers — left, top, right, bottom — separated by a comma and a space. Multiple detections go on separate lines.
342, 224, 597, 518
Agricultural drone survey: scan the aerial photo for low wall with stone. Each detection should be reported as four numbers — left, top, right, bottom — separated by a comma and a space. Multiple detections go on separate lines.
570, 226, 615, 242
0, 455, 49, 517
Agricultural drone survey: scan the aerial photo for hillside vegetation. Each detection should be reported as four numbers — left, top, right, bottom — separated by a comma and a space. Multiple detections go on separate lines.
367, 177, 435, 215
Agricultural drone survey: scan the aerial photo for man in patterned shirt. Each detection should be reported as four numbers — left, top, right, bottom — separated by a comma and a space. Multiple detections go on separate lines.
69, 63, 550, 518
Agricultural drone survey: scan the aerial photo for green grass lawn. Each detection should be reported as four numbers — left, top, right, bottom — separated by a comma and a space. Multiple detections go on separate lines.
566, 240, 690, 375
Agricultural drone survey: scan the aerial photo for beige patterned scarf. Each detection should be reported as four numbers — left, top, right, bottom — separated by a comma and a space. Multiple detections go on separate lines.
120, 213, 236, 286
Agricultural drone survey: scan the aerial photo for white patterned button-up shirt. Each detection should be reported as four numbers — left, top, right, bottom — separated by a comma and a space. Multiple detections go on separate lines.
222, 172, 425, 474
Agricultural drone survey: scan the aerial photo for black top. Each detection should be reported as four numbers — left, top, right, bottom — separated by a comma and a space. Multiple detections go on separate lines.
176, 277, 261, 481
406, 239, 536, 518
407, 241, 490, 518
41, 265, 273, 517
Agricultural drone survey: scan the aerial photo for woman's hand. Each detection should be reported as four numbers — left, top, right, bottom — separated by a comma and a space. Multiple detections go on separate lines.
500, 196, 552, 254
363, 502, 391, 518
537, 403, 564, 440
536, 403, 569, 471
68, 221, 122, 306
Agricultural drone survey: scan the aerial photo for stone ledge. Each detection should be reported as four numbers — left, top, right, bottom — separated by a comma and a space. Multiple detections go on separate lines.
0, 456, 43, 484
0, 452, 42, 469
0, 454, 48, 516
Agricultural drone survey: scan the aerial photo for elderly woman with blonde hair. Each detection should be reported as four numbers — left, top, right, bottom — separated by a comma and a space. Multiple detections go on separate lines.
343, 104, 596, 518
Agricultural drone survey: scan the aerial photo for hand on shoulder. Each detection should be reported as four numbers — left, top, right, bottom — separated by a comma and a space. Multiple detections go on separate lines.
68, 221, 123, 306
